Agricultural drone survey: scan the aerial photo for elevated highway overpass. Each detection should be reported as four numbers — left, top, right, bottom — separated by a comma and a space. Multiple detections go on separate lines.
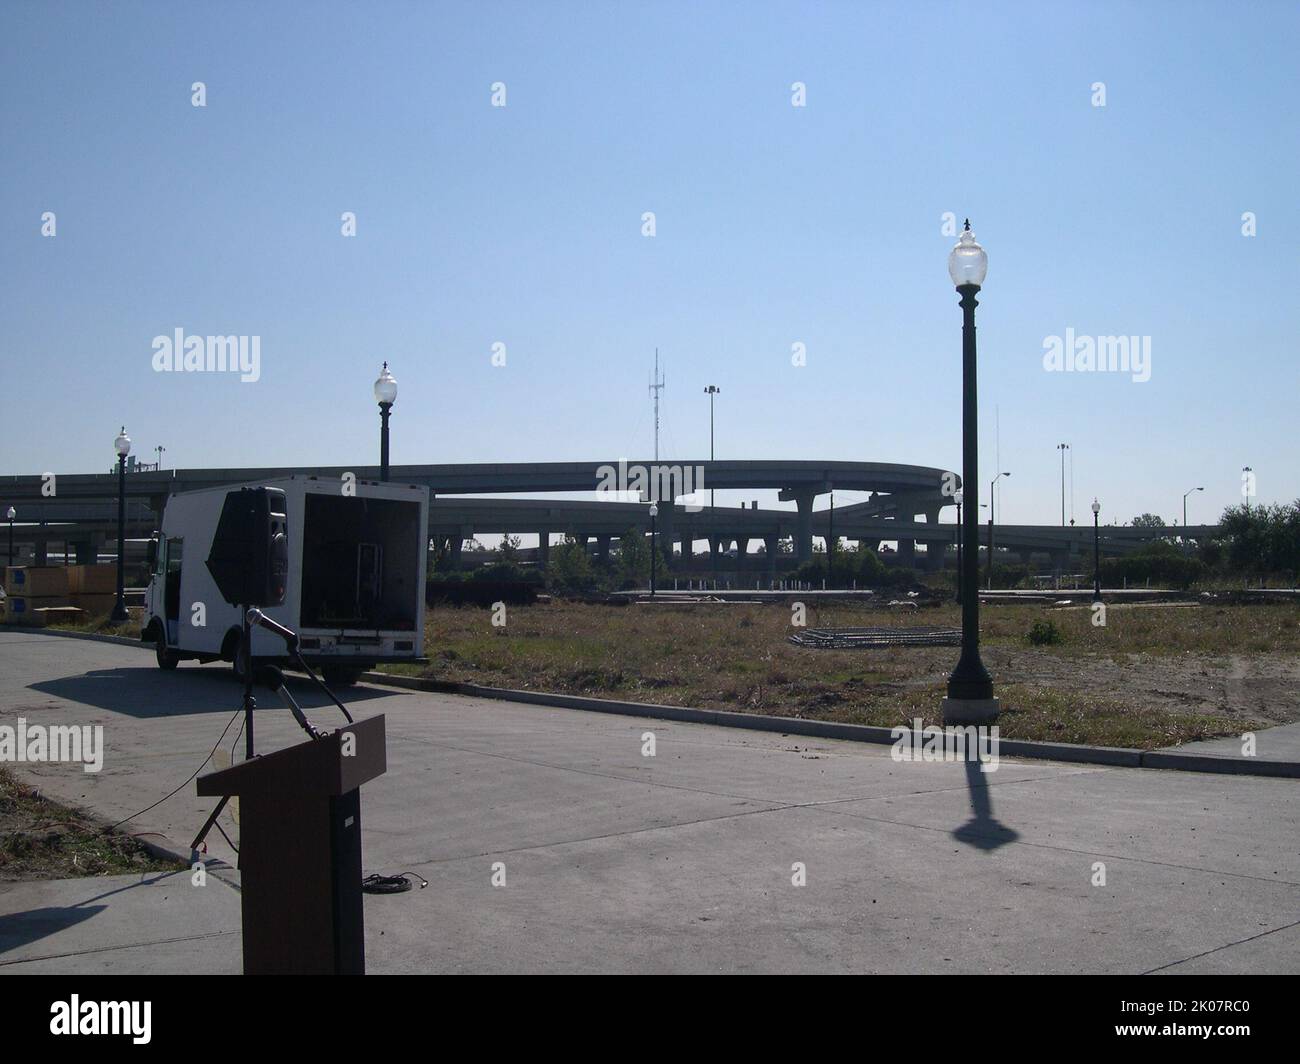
2, 460, 1211, 571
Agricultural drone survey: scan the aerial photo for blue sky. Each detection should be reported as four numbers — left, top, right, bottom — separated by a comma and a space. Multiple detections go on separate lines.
2, 0, 1295, 528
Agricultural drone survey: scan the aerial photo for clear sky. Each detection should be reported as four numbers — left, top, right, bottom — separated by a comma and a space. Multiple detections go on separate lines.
2, 0, 1295, 529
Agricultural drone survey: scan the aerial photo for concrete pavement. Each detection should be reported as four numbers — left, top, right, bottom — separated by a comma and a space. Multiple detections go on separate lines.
1, 630, 1297, 974
0, 872, 241, 974
1164, 722, 1300, 764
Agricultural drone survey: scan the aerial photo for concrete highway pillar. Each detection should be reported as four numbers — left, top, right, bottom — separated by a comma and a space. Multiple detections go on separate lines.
596, 535, 611, 563
73, 540, 99, 565
764, 536, 779, 575
656, 500, 676, 556
793, 488, 816, 563
449, 528, 465, 569
35, 539, 48, 566
896, 537, 915, 567
921, 541, 945, 571
537, 532, 550, 570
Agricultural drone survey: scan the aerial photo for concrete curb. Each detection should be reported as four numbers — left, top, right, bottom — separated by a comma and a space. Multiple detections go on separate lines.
361, 672, 1300, 779
6, 627, 1295, 780
3, 624, 141, 649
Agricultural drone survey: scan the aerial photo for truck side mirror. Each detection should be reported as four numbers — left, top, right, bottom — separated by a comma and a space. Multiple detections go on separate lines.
147, 539, 159, 569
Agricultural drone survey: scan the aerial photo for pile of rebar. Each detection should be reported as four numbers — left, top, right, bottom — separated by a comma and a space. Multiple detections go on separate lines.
787, 625, 962, 649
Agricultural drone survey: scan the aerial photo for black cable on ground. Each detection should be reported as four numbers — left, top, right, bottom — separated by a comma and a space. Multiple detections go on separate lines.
362, 872, 428, 894
105, 706, 243, 833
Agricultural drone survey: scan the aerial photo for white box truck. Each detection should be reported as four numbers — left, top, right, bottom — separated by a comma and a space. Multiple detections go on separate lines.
141, 475, 428, 685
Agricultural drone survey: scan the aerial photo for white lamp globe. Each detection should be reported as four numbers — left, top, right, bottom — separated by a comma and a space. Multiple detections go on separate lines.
947, 220, 988, 288
374, 362, 398, 405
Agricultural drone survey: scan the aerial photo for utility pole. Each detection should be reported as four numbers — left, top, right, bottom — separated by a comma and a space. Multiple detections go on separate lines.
649, 350, 665, 462
1057, 443, 1070, 526
828, 489, 835, 575
704, 384, 720, 509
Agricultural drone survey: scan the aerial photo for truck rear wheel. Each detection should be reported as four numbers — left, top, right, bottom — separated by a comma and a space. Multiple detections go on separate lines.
321, 665, 367, 688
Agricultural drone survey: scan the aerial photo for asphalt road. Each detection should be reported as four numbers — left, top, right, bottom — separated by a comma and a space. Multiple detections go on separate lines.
1, 630, 1297, 974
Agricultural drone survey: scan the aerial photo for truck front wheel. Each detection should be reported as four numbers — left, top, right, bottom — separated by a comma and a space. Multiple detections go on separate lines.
155, 632, 179, 670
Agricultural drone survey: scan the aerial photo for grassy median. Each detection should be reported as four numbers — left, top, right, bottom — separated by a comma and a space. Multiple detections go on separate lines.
0, 766, 185, 882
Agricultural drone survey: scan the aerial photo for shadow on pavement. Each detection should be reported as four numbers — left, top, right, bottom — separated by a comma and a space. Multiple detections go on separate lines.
0, 871, 188, 956
29, 665, 396, 720
951, 757, 1020, 851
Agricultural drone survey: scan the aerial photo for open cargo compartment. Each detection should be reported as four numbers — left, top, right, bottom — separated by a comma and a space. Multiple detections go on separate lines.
299, 493, 422, 632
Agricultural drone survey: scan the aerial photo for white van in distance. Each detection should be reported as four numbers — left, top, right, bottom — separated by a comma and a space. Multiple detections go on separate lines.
142, 475, 428, 686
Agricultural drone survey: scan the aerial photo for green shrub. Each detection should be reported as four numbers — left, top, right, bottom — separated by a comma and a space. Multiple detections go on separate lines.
1027, 619, 1063, 646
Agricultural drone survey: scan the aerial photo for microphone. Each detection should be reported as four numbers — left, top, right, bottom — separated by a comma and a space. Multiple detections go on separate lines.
245, 607, 299, 651
253, 663, 322, 740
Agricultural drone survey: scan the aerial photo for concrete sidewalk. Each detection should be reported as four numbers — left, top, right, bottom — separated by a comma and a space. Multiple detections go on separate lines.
0, 871, 241, 974
1163, 721, 1300, 763
1, 630, 1298, 973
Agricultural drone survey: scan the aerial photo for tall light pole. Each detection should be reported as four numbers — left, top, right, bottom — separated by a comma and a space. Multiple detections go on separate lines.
374, 362, 398, 482
704, 385, 720, 510
1056, 443, 1070, 526
111, 427, 132, 623
943, 221, 997, 725
155, 444, 165, 470
1091, 498, 1102, 603
953, 490, 963, 604
827, 488, 835, 577
988, 471, 1010, 590
6, 506, 14, 567
1183, 486, 1203, 554
1242, 466, 1253, 512
649, 501, 659, 598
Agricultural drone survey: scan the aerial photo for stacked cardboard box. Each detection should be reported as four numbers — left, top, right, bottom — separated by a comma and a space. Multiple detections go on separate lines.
2, 567, 70, 624
68, 564, 118, 616
0, 564, 130, 623
3, 565, 70, 598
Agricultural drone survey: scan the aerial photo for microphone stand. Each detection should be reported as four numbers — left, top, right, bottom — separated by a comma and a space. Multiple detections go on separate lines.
192, 611, 355, 854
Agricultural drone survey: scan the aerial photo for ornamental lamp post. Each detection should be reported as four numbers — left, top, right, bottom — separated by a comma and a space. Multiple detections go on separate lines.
649, 501, 659, 598
111, 427, 132, 623
942, 221, 998, 725
374, 362, 398, 482
6, 506, 15, 567
1091, 498, 1102, 603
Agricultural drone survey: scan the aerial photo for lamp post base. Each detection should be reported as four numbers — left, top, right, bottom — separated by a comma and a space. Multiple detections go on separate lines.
941, 697, 1000, 725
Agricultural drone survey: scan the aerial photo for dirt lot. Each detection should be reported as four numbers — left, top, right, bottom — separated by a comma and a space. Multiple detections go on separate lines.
402, 597, 1300, 748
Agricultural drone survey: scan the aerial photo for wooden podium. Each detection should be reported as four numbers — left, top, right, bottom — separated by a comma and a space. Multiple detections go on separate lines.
197, 714, 386, 975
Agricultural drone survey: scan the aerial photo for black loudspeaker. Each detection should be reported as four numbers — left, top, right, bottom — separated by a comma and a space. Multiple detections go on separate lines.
206, 487, 289, 607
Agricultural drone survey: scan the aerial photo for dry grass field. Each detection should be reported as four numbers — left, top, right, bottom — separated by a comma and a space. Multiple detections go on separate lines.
402, 597, 1300, 749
